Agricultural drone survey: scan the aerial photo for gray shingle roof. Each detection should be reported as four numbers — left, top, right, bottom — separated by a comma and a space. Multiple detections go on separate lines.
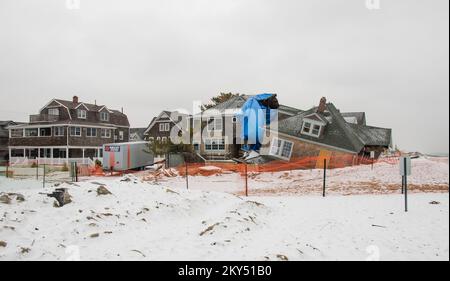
277, 103, 390, 153
203, 95, 248, 114
348, 123, 392, 147
341, 112, 366, 125
130, 128, 146, 139
202, 95, 302, 116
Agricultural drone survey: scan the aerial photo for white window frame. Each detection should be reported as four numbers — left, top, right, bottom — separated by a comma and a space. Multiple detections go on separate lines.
100, 111, 109, 121
301, 120, 323, 138
10, 129, 24, 138
54, 127, 65, 137
25, 128, 39, 137
161, 136, 167, 143
48, 108, 59, 116
101, 128, 111, 138
204, 138, 225, 151
77, 109, 87, 119
119, 131, 124, 141
39, 127, 52, 137
159, 123, 170, 132
207, 117, 223, 132
269, 137, 294, 160
86, 127, 97, 137
70, 127, 82, 137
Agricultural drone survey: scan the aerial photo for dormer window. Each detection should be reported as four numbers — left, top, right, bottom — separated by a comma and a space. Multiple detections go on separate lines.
301, 121, 322, 138
77, 109, 87, 119
100, 112, 109, 121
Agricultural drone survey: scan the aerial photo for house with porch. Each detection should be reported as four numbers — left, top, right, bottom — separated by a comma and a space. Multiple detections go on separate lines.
7, 96, 130, 166
0, 121, 21, 161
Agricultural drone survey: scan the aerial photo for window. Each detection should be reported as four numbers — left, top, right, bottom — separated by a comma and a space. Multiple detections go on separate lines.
207, 117, 223, 131
205, 139, 225, 151
302, 122, 311, 134
193, 142, 200, 151
159, 123, 170, 132
148, 137, 154, 142
101, 128, 111, 138
301, 121, 322, 137
25, 128, 38, 137
48, 108, 59, 116
312, 124, 321, 136
119, 131, 124, 141
281, 141, 293, 159
54, 127, 65, 137
11, 129, 24, 138
269, 138, 282, 156
77, 109, 87, 119
86, 128, 97, 137
269, 138, 293, 160
70, 127, 82, 137
39, 127, 52, 137
100, 112, 109, 121
161, 136, 167, 143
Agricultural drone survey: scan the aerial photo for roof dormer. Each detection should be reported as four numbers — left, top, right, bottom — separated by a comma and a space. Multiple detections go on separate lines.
300, 113, 327, 138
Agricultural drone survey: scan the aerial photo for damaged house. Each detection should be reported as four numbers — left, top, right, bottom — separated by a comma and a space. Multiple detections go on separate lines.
257, 97, 392, 168
192, 94, 301, 161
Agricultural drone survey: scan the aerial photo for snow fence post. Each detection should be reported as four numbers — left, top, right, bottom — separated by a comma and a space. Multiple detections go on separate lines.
43, 164, 46, 188
401, 176, 404, 194
323, 158, 327, 197
404, 157, 408, 212
36, 159, 39, 180
5, 160, 8, 178
75, 162, 78, 182
245, 163, 248, 197
185, 161, 189, 190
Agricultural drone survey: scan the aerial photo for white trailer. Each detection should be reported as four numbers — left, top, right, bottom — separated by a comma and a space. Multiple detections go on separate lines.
102, 142, 153, 171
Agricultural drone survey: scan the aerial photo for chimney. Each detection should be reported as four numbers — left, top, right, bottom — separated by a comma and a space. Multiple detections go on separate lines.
73, 96, 79, 104
317, 97, 327, 113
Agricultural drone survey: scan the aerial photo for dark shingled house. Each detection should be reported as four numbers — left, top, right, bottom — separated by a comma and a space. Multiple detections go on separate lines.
258, 97, 392, 168
0, 121, 19, 161
7, 96, 130, 165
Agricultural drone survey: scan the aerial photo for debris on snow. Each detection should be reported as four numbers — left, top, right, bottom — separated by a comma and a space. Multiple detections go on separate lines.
45, 188, 72, 207
97, 186, 112, 196
0, 194, 11, 204
276, 254, 289, 261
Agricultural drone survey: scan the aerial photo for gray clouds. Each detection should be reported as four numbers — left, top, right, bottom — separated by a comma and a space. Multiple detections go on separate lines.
0, 0, 448, 153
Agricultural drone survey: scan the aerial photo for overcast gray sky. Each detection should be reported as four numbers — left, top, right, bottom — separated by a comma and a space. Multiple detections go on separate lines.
0, 0, 448, 153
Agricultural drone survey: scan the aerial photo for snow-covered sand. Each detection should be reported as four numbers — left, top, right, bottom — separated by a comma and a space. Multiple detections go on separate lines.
162, 156, 449, 195
0, 170, 448, 261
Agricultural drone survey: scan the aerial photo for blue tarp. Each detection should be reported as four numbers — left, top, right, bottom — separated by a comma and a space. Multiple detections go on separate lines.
237, 93, 278, 151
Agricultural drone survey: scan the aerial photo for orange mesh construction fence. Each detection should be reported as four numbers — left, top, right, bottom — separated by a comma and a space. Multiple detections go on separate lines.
74, 153, 401, 178
177, 154, 401, 176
